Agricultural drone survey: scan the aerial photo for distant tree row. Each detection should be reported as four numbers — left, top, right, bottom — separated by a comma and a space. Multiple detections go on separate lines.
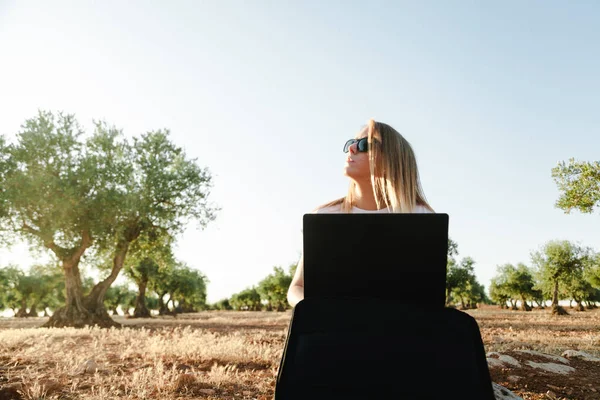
0, 264, 65, 317
211, 264, 297, 312
445, 239, 490, 309
489, 240, 600, 315
0, 253, 210, 318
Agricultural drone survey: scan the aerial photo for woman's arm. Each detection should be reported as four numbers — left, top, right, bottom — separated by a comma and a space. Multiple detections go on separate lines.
287, 254, 304, 307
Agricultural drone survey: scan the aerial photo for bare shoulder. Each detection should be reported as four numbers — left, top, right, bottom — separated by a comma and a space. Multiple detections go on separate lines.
310, 198, 344, 214
312, 203, 343, 214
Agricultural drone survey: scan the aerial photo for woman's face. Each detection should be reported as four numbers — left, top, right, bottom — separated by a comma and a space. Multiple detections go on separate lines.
343, 130, 372, 182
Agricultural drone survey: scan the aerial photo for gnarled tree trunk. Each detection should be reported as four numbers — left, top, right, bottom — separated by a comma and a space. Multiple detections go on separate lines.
520, 297, 532, 311
42, 256, 117, 328
43, 235, 129, 328
551, 279, 568, 315
81, 240, 130, 327
27, 303, 39, 317
15, 299, 28, 318
585, 301, 597, 310
133, 279, 151, 318
534, 300, 545, 309
158, 292, 175, 316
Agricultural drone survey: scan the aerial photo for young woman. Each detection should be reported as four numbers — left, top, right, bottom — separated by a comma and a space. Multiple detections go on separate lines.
287, 119, 434, 307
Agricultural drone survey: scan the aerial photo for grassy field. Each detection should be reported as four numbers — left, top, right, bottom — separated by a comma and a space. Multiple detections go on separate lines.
0, 305, 599, 400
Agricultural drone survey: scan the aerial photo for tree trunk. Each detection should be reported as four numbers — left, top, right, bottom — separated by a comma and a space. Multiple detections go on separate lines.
43, 308, 50, 317
43, 256, 117, 328
15, 299, 28, 318
534, 300, 545, 309
550, 279, 568, 315
82, 239, 131, 327
520, 296, 532, 311
552, 304, 569, 315
40, 231, 118, 328
175, 299, 195, 313
569, 299, 573, 308
27, 303, 39, 317
167, 298, 178, 316
575, 300, 585, 312
158, 292, 169, 315
158, 293, 176, 316
552, 280, 559, 307
133, 278, 151, 318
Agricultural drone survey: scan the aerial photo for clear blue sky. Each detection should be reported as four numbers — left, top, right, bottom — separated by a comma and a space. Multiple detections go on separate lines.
1, 1, 599, 303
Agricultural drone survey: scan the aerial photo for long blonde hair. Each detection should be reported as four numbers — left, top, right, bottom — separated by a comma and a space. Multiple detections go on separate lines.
317, 119, 434, 213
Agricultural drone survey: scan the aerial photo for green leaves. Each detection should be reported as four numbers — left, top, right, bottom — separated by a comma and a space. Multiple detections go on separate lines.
489, 263, 538, 308
2, 111, 90, 251
104, 284, 137, 314
1, 110, 218, 257
130, 130, 218, 235
149, 261, 209, 312
531, 240, 589, 283
230, 287, 262, 311
529, 240, 597, 306
256, 266, 294, 311
552, 158, 600, 214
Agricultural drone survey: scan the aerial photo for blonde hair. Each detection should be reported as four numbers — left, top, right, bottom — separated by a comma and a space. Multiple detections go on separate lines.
317, 119, 434, 213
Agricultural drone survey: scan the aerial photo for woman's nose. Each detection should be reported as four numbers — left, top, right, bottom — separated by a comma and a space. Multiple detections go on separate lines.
348, 142, 357, 154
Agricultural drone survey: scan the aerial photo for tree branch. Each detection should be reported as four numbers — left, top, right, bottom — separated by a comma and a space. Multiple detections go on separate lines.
21, 222, 60, 254
67, 230, 93, 265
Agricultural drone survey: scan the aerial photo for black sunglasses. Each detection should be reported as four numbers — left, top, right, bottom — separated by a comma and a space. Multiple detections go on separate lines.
343, 137, 377, 153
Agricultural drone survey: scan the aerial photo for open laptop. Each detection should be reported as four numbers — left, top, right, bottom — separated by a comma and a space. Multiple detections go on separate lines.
302, 213, 449, 309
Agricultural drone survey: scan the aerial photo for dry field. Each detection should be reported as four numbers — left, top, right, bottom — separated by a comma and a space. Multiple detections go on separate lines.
0, 305, 598, 400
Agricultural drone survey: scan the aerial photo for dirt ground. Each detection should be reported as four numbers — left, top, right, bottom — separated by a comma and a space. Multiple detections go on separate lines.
0, 305, 598, 399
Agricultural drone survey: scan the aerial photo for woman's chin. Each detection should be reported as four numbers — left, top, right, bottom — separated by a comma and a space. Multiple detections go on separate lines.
343, 169, 360, 180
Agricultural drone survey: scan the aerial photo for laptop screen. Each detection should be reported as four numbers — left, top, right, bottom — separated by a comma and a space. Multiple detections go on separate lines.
302, 213, 449, 308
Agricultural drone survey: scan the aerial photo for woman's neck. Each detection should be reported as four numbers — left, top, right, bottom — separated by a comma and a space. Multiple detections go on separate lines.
352, 181, 380, 210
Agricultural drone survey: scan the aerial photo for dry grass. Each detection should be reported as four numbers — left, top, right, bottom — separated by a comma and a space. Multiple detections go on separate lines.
471, 306, 600, 356
0, 306, 598, 399
0, 311, 291, 399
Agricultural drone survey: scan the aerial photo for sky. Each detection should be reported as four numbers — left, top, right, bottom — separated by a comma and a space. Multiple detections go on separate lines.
0, 1, 599, 304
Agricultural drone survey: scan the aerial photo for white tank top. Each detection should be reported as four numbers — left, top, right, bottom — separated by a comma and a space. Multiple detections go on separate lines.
313, 203, 433, 214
